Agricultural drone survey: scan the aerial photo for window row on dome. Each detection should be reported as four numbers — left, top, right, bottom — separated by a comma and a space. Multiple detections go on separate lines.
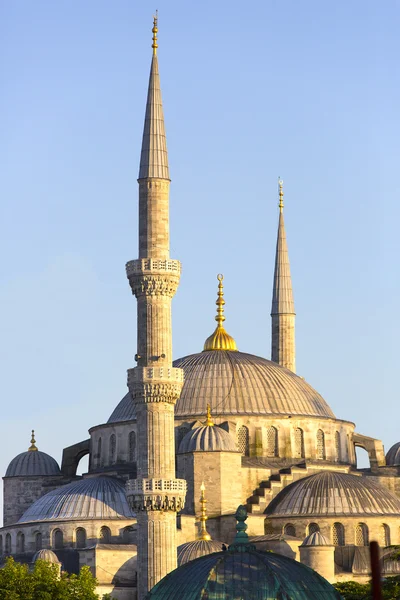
93, 430, 136, 468
282, 522, 394, 547
236, 425, 344, 461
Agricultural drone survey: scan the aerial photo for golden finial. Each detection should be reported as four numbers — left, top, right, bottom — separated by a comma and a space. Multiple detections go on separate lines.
199, 482, 211, 541
278, 178, 284, 213
152, 10, 158, 55
205, 404, 214, 426
28, 430, 38, 452
203, 275, 238, 351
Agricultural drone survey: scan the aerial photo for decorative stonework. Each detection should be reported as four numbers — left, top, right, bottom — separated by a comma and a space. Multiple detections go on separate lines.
129, 381, 183, 405
127, 273, 180, 298
126, 258, 181, 275
138, 179, 170, 192
126, 478, 187, 511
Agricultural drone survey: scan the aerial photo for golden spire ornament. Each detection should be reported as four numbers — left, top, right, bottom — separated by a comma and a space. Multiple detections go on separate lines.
203, 275, 238, 351
28, 430, 38, 452
278, 178, 284, 213
152, 10, 158, 55
205, 404, 214, 426
199, 482, 211, 541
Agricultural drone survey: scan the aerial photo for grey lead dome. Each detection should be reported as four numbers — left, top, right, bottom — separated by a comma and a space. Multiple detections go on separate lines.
266, 471, 400, 517
6, 450, 61, 477
178, 424, 238, 453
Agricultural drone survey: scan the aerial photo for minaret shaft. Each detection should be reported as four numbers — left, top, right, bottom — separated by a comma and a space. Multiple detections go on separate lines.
271, 183, 296, 372
125, 21, 186, 599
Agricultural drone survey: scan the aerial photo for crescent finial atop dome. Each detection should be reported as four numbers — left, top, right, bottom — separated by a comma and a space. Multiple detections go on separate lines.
199, 482, 211, 541
28, 430, 38, 452
203, 275, 238, 352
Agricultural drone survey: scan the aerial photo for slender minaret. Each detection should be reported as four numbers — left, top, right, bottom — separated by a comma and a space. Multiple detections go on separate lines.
125, 15, 186, 599
271, 179, 296, 372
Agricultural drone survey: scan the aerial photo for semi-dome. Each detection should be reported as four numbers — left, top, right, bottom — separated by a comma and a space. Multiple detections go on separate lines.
33, 549, 61, 564
177, 539, 226, 566
5, 431, 61, 477
108, 392, 136, 423
18, 476, 135, 523
266, 471, 400, 518
178, 410, 237, 453
386, 442, 400, 466
148, 506, 342, 600
301, 531, 331, 547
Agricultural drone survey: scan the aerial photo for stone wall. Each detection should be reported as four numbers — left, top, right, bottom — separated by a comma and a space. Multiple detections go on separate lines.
3, 475, 66, 526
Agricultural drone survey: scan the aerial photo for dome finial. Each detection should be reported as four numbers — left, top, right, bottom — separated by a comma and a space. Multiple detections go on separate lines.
28, 430, 38, 452
199, 482, 211, 541
203, 275, 238, 351
278, 177, 284, 213
205, 404, 214, 426
152, 10, 158, 55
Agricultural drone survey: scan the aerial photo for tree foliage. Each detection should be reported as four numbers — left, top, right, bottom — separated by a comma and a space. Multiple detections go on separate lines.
334, 575, 400, 600
0, 557, 112, 600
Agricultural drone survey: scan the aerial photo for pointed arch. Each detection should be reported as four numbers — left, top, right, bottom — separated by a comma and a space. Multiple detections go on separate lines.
332, 522, 345, 546
100, 526, 111, 543
316, 429, 325, 460
379, 524, 390, 547
294, 427, 305, 458
237, 426, 250, 456
75, 527, 86, 548
355, 523, 369, 546
53, 529, 63, 550
266, 426, 278, 458
16, 532, 25, 554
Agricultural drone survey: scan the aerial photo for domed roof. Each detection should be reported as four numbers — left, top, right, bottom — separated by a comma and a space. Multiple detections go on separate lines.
178, 412, 237, 453
386, 442, 400, 466
173, 350, 335, 419
148, 506, 342, 600
177, 539, 226, 566
32, 549, 61, 564
18, 476, 135, 523
5, 431, 61, 477
108, 392, 135, 423
266, 471, 400, 518
301, 532, 331, 547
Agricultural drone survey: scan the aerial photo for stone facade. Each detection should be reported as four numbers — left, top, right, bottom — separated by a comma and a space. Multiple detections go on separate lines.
3, 475, 65, 527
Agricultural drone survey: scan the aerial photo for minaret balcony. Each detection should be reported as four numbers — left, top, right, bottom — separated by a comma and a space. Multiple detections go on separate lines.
126, 478, 187, 511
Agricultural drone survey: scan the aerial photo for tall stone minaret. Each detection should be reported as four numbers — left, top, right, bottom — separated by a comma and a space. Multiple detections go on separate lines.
125, 15, 186, 600
271, 179, 296, 372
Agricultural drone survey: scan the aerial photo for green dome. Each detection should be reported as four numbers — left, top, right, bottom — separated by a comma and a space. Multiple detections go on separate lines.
146, 547, 342, 599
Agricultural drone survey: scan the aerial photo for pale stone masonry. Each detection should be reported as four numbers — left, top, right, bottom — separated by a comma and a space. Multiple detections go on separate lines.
125, 21, 186, 600
271, 181, 296, 372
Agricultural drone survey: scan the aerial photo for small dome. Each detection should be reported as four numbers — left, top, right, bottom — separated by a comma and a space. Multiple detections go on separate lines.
6, 432, 61, 478
266, 471, 400, 517
178, 424, 237, 453
177, 540, 226, 565
386, 442, 400, 466
18, 476, 135, 523
32, 549, 61, 564
301, 532, 331, 547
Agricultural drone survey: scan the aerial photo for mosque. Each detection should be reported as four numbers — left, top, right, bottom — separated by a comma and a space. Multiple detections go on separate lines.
1, 16, 400, 600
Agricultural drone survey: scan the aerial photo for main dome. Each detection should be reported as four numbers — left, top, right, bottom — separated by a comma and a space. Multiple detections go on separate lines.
18, 476, 135, 523
173, 350, 335, 419
265, 471, 400, 517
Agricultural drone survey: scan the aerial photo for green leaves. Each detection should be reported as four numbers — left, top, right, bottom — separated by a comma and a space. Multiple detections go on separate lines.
334, 575, 400, 600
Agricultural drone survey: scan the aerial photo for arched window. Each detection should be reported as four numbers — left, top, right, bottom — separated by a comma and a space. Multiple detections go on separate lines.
100, 526, 111, 543
308, 523, 320, 535
97, 437, 102, 467
75, 528, 86, 549
16, 532, 25, 554
335, 431, 341, 462
294, 428, 305, 458
109, 434, 116, 464
316, 429, 326, 460
266, 426, 278, 458
53, 529, 63, 550
129, 431, 136, 462
123, 526, 135, 544
355, 523, 369, 546
35, 532, 42, 551
283, 524, 296, 537
237, 426, 250, 456
5, 533, 11, 555
332, 523, 345, 546
379, 524, 390, 547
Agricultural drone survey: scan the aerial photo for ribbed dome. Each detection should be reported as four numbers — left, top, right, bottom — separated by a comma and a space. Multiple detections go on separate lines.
386, 442, 400, 466
108, 392, 136, 423
148, 546, 342, 599
173, 351, 334, 419
177, 540, 226, 565
33, 549, 61, 563
301, 532, 331, 547
178, 424, 237, 454
266, 471, 400, 518
6, 451, 61, 477
18, 476, 135, 523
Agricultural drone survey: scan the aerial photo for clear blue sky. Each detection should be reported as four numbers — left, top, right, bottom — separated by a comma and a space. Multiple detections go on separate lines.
0, 1, 398, 523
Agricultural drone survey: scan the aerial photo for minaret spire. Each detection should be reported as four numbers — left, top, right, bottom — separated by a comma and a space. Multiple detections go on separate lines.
271, 179, 296, 372
126, 16, 186, 599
